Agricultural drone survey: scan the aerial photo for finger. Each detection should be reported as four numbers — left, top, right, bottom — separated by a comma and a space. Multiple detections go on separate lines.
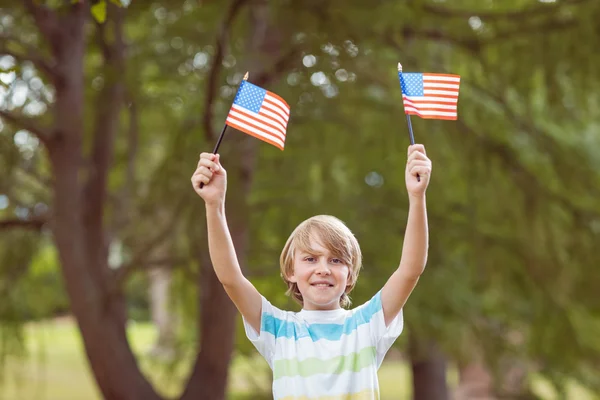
193, 173, 210, 184
407, 160, 430, 170
407, 144, 426, 157
191, 175, 207, 187
198, 158, 219, 171
200, 152, 216, 161
410, 165, 431, 177
408, 150, 429, 163
200, 166, 214, 179
193, 166, 213, 181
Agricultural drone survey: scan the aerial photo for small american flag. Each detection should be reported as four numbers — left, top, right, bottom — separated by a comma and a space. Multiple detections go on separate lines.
225, 80, 290, 150
398, 72, 461, 120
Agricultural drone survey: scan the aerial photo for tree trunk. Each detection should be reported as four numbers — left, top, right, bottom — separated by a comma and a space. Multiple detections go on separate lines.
409, 335, 449, 400
38, 3, 161, 399
455, 362, 495, 400
181, 1, 280, 399
148, 267, 175, 359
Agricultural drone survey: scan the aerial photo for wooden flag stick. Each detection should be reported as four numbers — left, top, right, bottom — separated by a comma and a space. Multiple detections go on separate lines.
398, 62, 420, 182
200, 71, 249, 188
211, 71, 249, 155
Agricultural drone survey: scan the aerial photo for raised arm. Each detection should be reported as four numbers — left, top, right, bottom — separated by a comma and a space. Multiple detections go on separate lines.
192, 153, 263, 332
381, 144, 431, 326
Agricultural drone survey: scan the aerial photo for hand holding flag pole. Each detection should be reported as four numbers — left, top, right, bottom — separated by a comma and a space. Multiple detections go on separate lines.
199, 71, 249, 188
397, 62, 461, 182
200, 72, 291, 188
398, 63, 419, 181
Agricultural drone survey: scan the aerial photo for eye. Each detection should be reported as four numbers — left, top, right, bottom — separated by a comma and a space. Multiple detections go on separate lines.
304, 256, 316, 262
331, 258, 342, 264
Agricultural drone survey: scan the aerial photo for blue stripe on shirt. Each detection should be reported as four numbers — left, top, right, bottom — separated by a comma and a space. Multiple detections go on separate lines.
261, 291, 382, 341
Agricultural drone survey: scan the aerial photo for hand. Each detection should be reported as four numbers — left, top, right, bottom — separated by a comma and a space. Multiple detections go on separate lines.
405, 144, 431, 199
191, 153, 227, 207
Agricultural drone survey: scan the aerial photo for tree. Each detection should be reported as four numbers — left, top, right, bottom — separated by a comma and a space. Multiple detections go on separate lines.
2, 0, 600, 399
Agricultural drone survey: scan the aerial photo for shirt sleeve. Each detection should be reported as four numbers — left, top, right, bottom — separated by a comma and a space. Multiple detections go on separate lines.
242, 295, 279, 369
358, 290, 404, 368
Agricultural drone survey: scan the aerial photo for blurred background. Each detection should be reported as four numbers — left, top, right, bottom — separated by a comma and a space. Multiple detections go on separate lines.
0, 0, 599, 399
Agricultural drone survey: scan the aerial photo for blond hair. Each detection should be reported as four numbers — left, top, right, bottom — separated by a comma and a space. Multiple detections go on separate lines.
280, 215, 362, 308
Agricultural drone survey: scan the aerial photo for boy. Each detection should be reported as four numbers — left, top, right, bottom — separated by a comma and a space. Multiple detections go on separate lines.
191, 144, 431, 399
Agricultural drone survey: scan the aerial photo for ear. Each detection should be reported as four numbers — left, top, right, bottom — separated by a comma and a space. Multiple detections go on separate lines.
286, 271, 298, 283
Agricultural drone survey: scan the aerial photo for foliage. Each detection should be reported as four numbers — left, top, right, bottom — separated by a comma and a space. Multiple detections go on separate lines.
0, 0, 599, 397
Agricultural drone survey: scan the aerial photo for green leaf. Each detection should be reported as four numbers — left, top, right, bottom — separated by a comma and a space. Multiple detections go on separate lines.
91, 0, 107, 23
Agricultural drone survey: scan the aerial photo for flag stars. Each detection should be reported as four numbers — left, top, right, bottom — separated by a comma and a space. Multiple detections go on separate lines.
399, 73, 424, 97
234, 81, 267, 113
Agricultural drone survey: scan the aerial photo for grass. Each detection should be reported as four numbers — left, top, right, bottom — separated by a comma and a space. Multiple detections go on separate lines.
0, 318, 596, 399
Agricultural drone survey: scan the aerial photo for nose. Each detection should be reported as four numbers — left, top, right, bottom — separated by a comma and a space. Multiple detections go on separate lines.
315, 260, 331, 275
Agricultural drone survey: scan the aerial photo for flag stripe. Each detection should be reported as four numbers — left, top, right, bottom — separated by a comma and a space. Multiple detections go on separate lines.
423, 74, 461, 81
423, 79, 461, 85
423, 82, 460, 89
265, 93, 290, 117
404, 108, 458, 117
261, 101, 290, 125
405, 107, 457, 113
403, 95, 458, 103
406, 111, 457, 120
231, 104, 287, 133
423, 89, 460, 96
259, 107, 288, 131
403, 101, 457, 110
225, 119, 285, 150
227, 109, 286, 140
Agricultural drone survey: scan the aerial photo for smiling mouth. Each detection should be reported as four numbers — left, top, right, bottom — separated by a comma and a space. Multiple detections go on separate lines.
311, 283, 334, 287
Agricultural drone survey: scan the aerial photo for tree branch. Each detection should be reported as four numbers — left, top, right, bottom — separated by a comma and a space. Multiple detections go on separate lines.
116, 257, 197, 285
0, 215, 46, 231
422, 0, 591, 21
485, 18, 577, 44
254, 46, 302, 87
400, 26, 481, 54
0, 109, 51, 146
23, 0, 60, 38
111, 198, 190, 290
203, 0, 249, 144
0, 34, 58, 81
82, 4, 126, 264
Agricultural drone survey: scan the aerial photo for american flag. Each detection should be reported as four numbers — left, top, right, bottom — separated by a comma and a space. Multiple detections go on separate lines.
398, 72, 461, 120
225, 80, 290, 150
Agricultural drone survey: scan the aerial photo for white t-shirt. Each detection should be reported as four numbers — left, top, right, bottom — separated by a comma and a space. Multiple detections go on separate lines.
243, 291, 403, 399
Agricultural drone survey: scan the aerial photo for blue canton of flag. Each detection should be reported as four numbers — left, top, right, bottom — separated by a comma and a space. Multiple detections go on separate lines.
400, 73, 425, 96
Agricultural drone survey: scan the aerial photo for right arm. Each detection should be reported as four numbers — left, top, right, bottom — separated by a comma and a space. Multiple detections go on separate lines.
192, 153, 263, 333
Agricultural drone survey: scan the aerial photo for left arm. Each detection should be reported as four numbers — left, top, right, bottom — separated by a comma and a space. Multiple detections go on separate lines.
381, 144, 431, 326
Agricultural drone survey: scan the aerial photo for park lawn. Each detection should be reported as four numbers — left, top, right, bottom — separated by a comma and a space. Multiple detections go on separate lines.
0, 318, 413, 400
0, 318, 594, 400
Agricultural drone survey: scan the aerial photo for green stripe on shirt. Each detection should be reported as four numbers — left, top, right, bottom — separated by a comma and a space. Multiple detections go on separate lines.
273, 346, 377, 380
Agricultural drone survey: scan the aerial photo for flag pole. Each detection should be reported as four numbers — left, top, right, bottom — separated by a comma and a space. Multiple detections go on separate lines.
398, 63, 415, 146
200, 71, 249, 188
398, 62, 419, 182
211, 71, 249, 155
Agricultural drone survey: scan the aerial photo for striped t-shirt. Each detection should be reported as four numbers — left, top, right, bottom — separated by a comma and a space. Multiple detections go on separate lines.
243, 291, 404, 399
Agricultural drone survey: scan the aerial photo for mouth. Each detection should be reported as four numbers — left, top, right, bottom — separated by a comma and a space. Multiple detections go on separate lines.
310, 282, 334, 288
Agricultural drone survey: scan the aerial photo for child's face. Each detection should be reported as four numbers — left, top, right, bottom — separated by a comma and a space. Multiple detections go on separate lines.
288, 235, 350, 310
